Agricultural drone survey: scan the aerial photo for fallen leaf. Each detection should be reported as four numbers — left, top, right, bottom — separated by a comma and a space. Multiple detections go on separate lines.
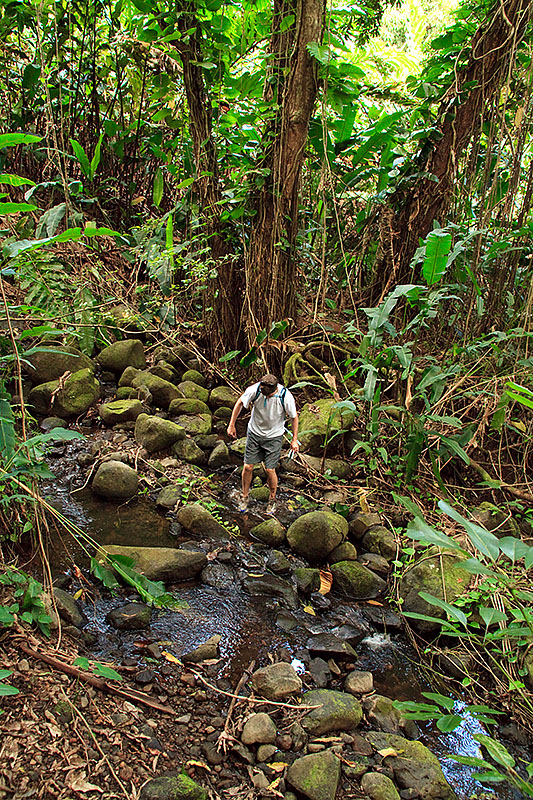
73, 588, 83, 600
131, 196, 145, 205
186, 760, 211, 771
161, 651, 181, 664
318, 569, 332, 595
67, 773, 104, 793
366, 600, 383, 606
268, 762, 288, 772
303, 605, 316, 616
378, 747, 398, 758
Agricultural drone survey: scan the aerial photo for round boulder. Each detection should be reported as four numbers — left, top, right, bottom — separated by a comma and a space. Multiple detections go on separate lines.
92, 460, 139, 498
134, 413, 186, 452
209, 385, 239, 410
24, 345, 93, 384
287, 511, 348, 562
96, 339, 146, 373
250, 518, 286, 547
330, 560, 386, 599
99, 399, 143, 425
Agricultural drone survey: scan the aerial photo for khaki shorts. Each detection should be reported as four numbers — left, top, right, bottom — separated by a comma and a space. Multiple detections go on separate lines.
244, 430, 284, 469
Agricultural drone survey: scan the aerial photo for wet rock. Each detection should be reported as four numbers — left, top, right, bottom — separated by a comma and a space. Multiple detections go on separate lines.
29, 367, 100, 418
181, 369, 206, 387
301, 455, 351, 479
172, 438, 206, 465
194, 434, 219, 450
306, 633, 356, 660
359, 552, 390, 575
301, 690, 363, 736
363, 695, 419, 739
257, 744, 278, 762
241, 713, 277, 745
309, 658, 331, 688
243, 573, 298, 609
298, 399, 355, 455
201, 562, 237, 590
53, 588, 87, 628
139, 775, 207, 800
24, 345, 93, 384
177, 413, 212, 435
107, 602, 152, 630
92, 460, 139, 498
182, 634, 221, 663
349, 513, 382, 539
361, 772, 401, 800
438, 649, 474, 681
96, 339, 146, 373
331, 620, 370, 647
329, 541, 358, 563
156, 485, 183, 509
310, 591, 331, 610
330, 561, 386, 599
178, 380, 209, 403
150, 363, 176, 383
250, 518, 286, 547
250, 485, 270, 502
134, 413, 186, 452
231, 741, 255, 764
399, 555, 470, 634
169, 397, 210, 415
286, 748, 341, 800
132, 372, 180, 408
176, 503, 229, 539
365, 732, 457, 800
40, 416, 68, 431
251, 662, 302, 700
135, 669, 155, 685
209, 385, 239, 410
266, 550, 291, 575
276, 610, 299, 631
99, 399, 143, 425
294, 567, 321, 595
362, 526, 397, 560
201, 741, 224, 765
344, 670, 374, 695
287, 511, 348, 562
361, 607, 403, 632
208, 440, 231, 467
99, 545, 206, 582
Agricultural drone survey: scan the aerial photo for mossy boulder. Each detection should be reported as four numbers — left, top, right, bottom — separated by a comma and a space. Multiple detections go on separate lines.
177, 413, 212, 435
150, 362, 177, 383
330, 560, 386, 599
24, 345, 93, 384
139, 775, 207, 800
99, 544, 206, 582
209, 385, 239, 410
301, 689, 363, 736
29, 368, 100, 418
134, 413, 186, 452
152, 345, 190, 368
118, 366, 141, 387
361, 526, 397, 560
360, 773, 401, 800
287, 749, 341, 800
208, 440, 231, 467
250, 518, 286, 546
92, 460, 139, 498
365, 732, 457, 800
96, 339, 146, 373
294, 567, 321, 594
172, 438, 206, 465
287, 511, 348, 562
298, 398, 355, 455
399, 554, 471, 633
99, 399, 143, 425
176, 503, 229, 539
229, 437, 247, 457
169, 397, 210, 415
329, 541, 357, 563
132, 372, 180, 408
178, 380, 209, 403
181, 369, 206, 387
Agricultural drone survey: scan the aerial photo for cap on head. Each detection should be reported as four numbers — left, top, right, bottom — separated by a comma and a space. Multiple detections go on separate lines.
260, 373, 278, 388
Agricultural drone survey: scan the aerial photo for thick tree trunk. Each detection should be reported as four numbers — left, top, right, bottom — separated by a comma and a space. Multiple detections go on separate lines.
244, 0, 326, 347
377, 0, 531, 297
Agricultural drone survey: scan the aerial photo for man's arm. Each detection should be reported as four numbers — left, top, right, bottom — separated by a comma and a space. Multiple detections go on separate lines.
289, 414, 299, 451
227, 398, 244, 438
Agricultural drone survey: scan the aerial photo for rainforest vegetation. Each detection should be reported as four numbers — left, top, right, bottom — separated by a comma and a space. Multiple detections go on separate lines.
2, 0, 533, 797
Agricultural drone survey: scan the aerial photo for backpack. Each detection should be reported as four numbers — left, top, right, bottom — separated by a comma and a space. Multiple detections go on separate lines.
250, 384, 287, 415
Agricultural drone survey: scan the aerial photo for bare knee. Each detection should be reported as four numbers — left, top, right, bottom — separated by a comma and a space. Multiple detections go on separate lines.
243, 464, 254, 475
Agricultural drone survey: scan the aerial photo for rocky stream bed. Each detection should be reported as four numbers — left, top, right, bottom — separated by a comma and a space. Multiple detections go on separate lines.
1, 338, 530, 800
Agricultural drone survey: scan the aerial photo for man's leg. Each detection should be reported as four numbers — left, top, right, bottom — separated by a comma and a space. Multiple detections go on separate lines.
265, 468, 278, 501
242, 463, 254, 499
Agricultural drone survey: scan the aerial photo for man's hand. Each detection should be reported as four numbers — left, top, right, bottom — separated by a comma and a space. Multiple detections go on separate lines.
227, 422, 237, 438
290, 438, 300, 453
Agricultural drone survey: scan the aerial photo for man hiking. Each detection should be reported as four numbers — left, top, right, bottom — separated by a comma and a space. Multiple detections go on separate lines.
227, 373, 299, 513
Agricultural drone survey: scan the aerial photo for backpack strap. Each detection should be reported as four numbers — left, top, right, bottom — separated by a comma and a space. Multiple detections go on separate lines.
249, 384, 287, 414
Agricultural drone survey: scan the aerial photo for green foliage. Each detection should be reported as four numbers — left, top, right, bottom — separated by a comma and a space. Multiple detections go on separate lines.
73, 657, 122, 682
0, 570, 52, 637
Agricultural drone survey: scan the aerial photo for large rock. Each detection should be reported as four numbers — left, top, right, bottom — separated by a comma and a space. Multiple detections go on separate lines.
178, 380, 209, 403
241, 713, 277, 745
92, 461, 139, 498
287, 749, 341, 800
52, 588, 86, 628
169, 397, 210, 415
24, 345, 93, 384
363, 694, 419, 738
252, 662, 302, 700
360, 772, 401, 800
301, 689, 362, 736
298, 398, 355, 454
250, 518, 286, 547
365, 732, 457, 800
99, 399, 143, 425
107, 602, 152, 631
172, 438, 206, 465
99, 545, 206, 582
29, 368, 100, 418
294, 567, 321, 594
177, 413, 212, 435
287, 511, 348, 562
208, 440, 231, 467
362, 526, 397, 560
209, 385, 239, 410
330, 560, 386, 599
96, 339, 146, 373
139, 775, 207, 800
176, 503, 229, 539
132, 371, 180, 408
243, 574, 298, 609
471, 502, 520, 538
134, 413, 186, 452
399, 554, 471, 633
181, 369, 206, 387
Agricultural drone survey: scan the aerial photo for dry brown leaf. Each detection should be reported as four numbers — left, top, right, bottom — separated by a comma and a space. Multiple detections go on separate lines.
366, 600, 383, 606
318, 569, 332, 595
268, 762, 288, 773
186, 759, 211, 771
357, 487, 371, 513
378, 747, 398, 758
161, 651, 180, 664
67, 773, 104, 793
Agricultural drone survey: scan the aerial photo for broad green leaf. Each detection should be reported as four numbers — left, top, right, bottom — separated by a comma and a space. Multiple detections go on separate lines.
94, 664, 122, 681
73, 656, 90, 670
421, 229, 452, 285
69, 138, 91, 178
270, 319, 289, 340
90, 558, 120, 588
0, 133, 42, 148
0, 202, 37, 214
474, 734, 515, 769
439, 501, 500, 561
219, 350, 241, 362
0, 174, 35, 187
0, 670, 14, 680
240, 347, 258, 368
392, 493, 424, 518
0, 684, 19, 696
255, 328, 268, 346
0, 398, 15, 461
35, 203, 66, 238
406, 517, 464, 552
153, 167, 164, 208
418, 591, 468, 627
498, 536, 531, 562
279, 13, 295, 31
90, 133, 104, 180
436, 714, 462, 732
460, 558, 498, 577
3, 227, 82, 258
176, 177, 195, 190
402, 611, 460, 631
479, 607, 508, 627
434, 433, 470, 464
421, 692, 455, 710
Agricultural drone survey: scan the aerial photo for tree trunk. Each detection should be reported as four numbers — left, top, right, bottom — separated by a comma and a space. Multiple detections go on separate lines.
377, 0, 531, 297
243, 0, 326, 349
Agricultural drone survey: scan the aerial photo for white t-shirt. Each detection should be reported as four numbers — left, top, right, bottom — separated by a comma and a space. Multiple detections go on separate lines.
240, 382, 297, 437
